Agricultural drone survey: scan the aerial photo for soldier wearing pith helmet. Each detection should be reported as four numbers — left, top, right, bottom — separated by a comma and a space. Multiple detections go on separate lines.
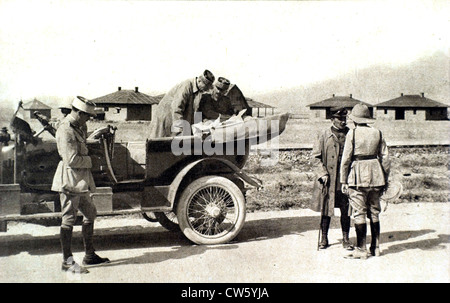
52, 96, 110, 274
340, 103, 390, 259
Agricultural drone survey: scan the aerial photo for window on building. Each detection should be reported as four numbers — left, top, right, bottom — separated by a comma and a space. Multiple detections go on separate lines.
104, 107, 109, 112
395, 109, 405, 120
413, 109, 417, 115
384, 109, 387, 115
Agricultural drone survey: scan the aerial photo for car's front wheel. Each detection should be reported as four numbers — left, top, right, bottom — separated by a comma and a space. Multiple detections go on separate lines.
176, 175, 246, 245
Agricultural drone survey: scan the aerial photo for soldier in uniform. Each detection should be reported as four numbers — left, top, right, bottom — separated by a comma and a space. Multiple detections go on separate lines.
52, 96, 109, 274
59, 99, 73, 118
340, 103, 390, 259
149, 69, 215, 138
311, 107, 353, 250
47, 99, 74, 132
198, 77, 235, 121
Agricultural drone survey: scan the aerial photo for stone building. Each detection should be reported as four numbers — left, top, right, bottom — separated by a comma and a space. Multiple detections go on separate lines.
22, 98, 52, 119
91, 87, 159, 121
375, 93, 448, 121
307, 94, 373, 120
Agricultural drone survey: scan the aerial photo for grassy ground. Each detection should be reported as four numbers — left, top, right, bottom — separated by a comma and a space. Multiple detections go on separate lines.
275, 119, 450, 147
243, 146, 450, 213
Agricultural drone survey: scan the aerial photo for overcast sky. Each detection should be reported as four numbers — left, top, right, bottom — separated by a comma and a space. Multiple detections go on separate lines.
0, 0, 448, 108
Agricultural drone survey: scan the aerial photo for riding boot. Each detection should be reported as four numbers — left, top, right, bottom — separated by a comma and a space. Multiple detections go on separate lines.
319, 216, 331, 249
82, 223, 95, 256
82, 223, 110, 265
345, 223, 367, 259
355, 223, 367, 250
60, 226, 73, 261
60, 226, 89, 273
370, 220, 381, 257
340, 211, 353, 250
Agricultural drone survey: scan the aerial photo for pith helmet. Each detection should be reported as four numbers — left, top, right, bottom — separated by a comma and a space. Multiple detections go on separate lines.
349, 103, 375, 124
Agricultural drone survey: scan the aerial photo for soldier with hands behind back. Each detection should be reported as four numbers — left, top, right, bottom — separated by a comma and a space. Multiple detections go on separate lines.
340, 103, 390, 259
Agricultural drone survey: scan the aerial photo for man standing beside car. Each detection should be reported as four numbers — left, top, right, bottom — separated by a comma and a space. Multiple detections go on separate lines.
52, 96, 110, 274
311, 107, 354, 251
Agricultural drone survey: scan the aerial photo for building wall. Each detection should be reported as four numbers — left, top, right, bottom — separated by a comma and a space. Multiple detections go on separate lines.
406, 109, 426, 121
100, 104, 153, 121
309, 109, 327, 120
426, 108, 448, 120
250, 107, 275, 117
127, 105, 152, 121
376, 108, 425, 121
104, 106, 128, 121
376, 108, 447, 121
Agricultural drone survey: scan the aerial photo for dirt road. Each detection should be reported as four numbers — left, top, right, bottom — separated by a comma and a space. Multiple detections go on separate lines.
0, 202, 448, 283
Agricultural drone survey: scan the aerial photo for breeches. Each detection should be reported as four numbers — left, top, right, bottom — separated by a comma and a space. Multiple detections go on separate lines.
60, 192, 97, 228
348, 187, 381, 225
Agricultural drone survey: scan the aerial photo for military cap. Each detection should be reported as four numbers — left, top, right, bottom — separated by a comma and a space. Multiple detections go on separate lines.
214, 77, 231, 91
200, 69, 215, 84
72, 96, 97, 116
331, 107, 348, 119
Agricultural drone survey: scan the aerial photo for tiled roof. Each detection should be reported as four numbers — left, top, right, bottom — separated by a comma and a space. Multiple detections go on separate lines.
308, 95, 372, 108
22, 98, 52, 110
91, 88, 159, 105
375, 94, 448, 108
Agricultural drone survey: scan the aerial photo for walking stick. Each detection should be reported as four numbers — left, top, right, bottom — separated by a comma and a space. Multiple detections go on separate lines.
317, 216, 322, 251
317, 182, 328, 251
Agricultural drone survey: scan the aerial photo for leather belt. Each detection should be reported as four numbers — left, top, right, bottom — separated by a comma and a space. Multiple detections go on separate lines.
352, 155, 377, 161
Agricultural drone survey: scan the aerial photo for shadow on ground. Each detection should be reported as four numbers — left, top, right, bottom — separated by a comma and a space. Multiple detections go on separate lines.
0, 216, 447, 265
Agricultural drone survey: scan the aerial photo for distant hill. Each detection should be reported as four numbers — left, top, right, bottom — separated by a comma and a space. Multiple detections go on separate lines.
253, 51, 450, 114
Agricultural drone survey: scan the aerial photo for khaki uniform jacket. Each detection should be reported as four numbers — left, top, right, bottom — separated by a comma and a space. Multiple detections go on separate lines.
311, 127, 348, 217
149, 78, 201, 138
340, 125, 390, 187
51, 115, 96, 194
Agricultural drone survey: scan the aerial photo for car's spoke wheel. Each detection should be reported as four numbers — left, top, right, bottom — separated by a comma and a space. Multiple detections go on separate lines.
177, 176, 246, 245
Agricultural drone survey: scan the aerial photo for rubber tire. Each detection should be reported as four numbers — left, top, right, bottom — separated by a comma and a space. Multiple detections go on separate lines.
176, 175, 246, 245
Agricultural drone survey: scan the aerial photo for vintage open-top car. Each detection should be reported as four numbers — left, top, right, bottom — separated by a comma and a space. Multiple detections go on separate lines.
0, 106, 289, 245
